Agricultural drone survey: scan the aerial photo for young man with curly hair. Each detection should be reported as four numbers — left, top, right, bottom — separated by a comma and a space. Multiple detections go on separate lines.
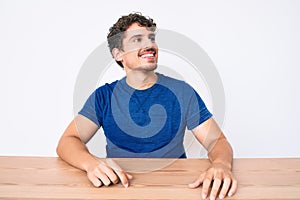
57, 13, 237, 200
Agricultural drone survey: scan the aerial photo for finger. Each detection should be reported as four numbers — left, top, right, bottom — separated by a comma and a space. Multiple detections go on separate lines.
201, 176, 213, 199
106, 170, 119, 184
126, 173, 133, 180
210, 177, 222, 200
99, 174, 111, 186
93, 168, 111, 186
87, 173, 102, 187
100, 158, 128, 185
114, 169, 130, 188
188, 173, 205, 188
101, 165, 119, 184
228, 178, 238, 197
219, 177, 231, 199
106, 158, 131, 187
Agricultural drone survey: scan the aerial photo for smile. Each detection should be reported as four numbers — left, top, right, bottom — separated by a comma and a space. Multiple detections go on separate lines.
140, 53, 155, 58
138, 48, 156, 59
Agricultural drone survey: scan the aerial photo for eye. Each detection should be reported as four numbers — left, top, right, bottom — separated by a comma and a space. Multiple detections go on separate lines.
133, 37, 142, 43
149, 35, 156, 42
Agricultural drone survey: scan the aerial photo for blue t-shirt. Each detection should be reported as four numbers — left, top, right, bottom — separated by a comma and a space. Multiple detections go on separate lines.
79, 73, 212, 158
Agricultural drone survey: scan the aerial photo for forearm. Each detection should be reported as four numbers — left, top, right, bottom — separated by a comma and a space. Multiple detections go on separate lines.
207, 136, 233, 170
191, 119, 237, 198
56, 135, 97, 172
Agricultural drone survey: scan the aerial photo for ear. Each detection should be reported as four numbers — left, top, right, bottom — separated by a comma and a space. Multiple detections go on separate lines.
112, 48, 123, 62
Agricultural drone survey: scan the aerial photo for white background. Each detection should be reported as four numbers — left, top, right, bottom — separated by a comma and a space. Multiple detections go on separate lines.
0, 0, 299, 158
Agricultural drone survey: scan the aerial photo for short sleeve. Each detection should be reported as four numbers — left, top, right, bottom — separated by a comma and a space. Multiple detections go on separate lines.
186, 89, 212, 130
78, 91, 101, 127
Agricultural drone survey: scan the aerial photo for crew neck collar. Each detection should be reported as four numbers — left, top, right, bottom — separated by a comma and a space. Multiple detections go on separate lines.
120, 72, 163, 92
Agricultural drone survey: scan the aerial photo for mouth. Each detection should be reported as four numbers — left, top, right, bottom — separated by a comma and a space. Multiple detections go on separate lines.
138, 48, 157, 60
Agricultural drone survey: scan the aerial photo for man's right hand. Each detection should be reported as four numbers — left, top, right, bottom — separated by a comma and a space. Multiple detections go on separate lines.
85, 158, 133, 188
57, 115, 133, 188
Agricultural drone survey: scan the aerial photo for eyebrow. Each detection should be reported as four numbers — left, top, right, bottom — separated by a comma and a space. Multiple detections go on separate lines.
128, 33, 156, 41
128, 34, 143, 41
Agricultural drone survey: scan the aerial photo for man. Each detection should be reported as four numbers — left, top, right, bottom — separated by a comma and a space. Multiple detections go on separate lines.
57, 13, 237, 200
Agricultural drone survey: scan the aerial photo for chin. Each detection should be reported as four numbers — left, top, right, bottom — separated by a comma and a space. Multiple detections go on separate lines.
143, 63, 157, 71
134, 61, 157, 71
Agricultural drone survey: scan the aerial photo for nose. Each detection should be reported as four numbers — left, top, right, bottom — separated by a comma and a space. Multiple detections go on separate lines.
142, 38, 157, 49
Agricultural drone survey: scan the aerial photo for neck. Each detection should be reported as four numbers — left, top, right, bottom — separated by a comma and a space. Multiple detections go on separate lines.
125, 70, 158, 90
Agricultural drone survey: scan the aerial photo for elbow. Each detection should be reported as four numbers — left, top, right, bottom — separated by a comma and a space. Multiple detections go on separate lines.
226, 139, 234, 157
56, 139, 62, 158
56, 146, 60, 157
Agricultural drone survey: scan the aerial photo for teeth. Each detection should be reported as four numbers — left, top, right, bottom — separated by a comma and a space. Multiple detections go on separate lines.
141, 53, 154, 58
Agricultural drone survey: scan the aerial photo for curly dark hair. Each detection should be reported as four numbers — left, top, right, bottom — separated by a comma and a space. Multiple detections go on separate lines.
107, 13, 156, 68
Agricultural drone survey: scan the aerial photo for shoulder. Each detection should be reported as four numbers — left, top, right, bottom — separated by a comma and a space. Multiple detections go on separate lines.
94, 80, 119, 94
157, 73, 195, 93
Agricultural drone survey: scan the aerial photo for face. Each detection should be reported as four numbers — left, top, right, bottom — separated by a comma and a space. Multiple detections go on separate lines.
115, 23, 159, 72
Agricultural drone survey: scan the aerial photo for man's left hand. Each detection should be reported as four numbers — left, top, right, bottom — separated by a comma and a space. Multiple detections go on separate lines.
188, 162, 238, 200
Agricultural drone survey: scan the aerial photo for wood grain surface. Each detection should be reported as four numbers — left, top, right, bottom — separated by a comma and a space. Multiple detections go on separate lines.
0, 156, 299, 200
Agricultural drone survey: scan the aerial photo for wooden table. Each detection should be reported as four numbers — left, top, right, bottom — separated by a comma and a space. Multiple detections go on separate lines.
0, 157, 299, 200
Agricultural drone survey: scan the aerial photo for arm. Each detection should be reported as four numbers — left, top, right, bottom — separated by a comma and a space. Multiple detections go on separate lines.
56, 114, 132, 187
189, 117, 238, 200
